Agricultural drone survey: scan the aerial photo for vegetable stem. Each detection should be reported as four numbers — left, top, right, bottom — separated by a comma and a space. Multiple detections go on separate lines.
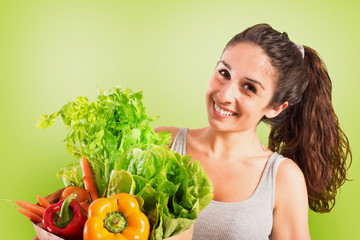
104, 211, 128, 233
55, 193, 76, 228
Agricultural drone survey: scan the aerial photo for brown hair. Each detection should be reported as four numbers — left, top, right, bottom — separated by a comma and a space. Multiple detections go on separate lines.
225, 24, 352, 213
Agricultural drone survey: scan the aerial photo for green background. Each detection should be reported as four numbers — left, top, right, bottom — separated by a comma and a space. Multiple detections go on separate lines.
1, 0, 359, 239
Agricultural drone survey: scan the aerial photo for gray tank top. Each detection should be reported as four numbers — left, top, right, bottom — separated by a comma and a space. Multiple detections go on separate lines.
171, 128, 286, 240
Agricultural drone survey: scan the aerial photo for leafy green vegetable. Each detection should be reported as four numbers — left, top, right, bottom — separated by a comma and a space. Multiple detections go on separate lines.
36, 87, 172, 197
55, 163, 84, 188
113, 144, 214, 239
37, 87, 213, 239
107, 169, 135, 197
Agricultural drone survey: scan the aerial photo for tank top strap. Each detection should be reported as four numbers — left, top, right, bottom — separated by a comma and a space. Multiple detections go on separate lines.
170, 127, 188, 155
254, 152, 287, 210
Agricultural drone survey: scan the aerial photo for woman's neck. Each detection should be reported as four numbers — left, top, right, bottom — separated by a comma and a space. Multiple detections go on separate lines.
192, 126, 269, 162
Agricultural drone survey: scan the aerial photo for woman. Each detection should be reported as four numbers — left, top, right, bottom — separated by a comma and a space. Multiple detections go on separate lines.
156, 24, 352, 239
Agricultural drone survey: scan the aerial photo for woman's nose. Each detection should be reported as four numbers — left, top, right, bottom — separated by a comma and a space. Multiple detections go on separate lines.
218, 81, 239, 104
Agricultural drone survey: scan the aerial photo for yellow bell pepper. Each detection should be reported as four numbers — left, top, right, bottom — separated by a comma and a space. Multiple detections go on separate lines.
83, 193, 150, 240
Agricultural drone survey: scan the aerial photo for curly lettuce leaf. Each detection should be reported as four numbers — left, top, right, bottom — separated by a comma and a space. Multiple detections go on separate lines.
107, 169, 136, 197
37, 87, 172, 197
37, 87, 212, 240
56, 162, 83, 188
113, 144, 213, 239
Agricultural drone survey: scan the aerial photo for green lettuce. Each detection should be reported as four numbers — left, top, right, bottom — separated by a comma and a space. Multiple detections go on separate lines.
37, 87, 213, 239
109, 144, 213, 239
36, 87, 172, 197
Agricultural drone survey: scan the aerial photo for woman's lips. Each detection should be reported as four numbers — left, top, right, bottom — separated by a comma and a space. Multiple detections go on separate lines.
213, 101, 237, 117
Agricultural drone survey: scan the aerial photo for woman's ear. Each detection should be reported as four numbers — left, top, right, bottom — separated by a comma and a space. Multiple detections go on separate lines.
265, 101, 289, 119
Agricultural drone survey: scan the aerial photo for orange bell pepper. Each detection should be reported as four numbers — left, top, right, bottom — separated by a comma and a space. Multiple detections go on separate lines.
83, 193, 150, 240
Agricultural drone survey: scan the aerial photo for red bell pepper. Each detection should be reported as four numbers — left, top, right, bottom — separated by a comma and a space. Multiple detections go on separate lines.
42, 193, 87, 240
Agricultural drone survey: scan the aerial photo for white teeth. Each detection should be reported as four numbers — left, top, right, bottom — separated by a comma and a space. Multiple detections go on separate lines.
214, 103, 235, 116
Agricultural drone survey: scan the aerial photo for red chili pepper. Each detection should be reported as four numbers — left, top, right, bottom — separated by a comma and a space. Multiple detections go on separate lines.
42, 194, 87, 240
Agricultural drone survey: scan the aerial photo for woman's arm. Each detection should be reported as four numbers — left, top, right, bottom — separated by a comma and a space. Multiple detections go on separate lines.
272, 159, 311, 240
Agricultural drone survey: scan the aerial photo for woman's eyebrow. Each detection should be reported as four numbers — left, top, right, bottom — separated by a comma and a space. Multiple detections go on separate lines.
245, 77, 265, 90
217, 60, 232, 70
218, 60, 265, 90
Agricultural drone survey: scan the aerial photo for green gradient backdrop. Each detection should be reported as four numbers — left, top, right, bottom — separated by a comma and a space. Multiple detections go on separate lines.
1, 0, 359, 239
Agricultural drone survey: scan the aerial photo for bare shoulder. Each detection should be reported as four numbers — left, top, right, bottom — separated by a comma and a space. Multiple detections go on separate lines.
154, 126, 180, 148
275, 158, 308, 205
276, 158, 306, 189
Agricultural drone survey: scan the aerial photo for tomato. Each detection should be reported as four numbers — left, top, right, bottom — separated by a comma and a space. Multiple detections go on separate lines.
59, 186, 90, 203
79, 201, 90, 212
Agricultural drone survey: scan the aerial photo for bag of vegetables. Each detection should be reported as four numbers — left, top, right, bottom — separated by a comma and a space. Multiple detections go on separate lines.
30, 87, 213, 240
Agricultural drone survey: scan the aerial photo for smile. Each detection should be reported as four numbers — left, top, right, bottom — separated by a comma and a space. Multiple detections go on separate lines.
213, 102, 237, 116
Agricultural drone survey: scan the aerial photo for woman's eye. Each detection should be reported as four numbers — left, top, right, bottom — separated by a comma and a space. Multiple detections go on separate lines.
244, 84, 257, 94
218, 69, 231, 80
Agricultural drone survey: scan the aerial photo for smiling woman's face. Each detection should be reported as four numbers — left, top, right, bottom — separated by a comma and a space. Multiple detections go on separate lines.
206, 42, 280, 133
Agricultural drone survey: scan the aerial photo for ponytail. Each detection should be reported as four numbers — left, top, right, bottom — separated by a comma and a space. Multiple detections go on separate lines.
268, 46, 352, 213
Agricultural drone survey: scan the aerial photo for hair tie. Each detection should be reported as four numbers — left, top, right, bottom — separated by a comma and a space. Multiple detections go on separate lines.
296, 44, 305, 59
